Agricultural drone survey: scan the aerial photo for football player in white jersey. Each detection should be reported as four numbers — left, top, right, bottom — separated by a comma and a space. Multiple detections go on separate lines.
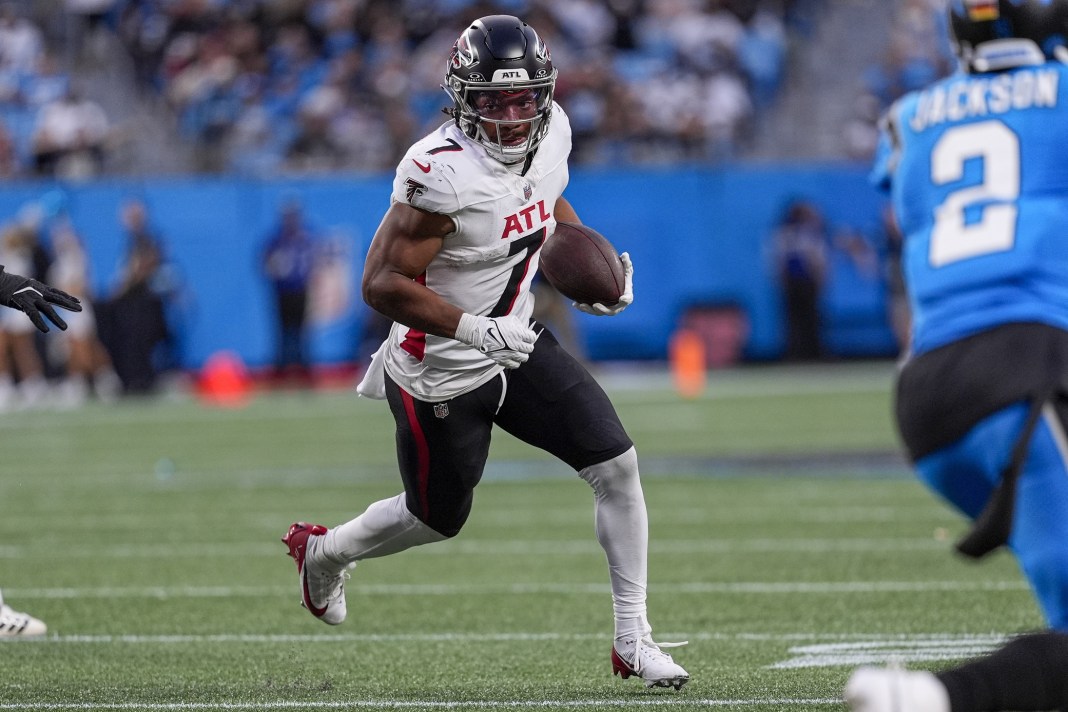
283, 15, 689, 690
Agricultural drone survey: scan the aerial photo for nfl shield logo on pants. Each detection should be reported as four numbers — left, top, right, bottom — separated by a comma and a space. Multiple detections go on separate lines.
433, 403, 450, 419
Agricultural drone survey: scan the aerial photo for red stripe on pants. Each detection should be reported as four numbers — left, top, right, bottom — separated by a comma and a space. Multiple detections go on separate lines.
400, 389, 431, 522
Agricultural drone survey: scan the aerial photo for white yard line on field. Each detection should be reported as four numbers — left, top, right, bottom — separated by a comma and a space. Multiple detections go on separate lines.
0, 699, 844, 710
5, 631, 1013, 670
773, 635, 1009, 668
7, 631, 1011, 646
5, 580, 1027, 599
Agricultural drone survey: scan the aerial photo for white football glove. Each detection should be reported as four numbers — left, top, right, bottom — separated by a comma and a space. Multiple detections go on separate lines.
455, 313, 537, 369
574, 251, 634, 316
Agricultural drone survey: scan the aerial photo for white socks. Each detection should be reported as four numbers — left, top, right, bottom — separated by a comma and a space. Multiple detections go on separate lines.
317, 493, 447, 567
578, 447, 650, 637
316, 446, 651, 642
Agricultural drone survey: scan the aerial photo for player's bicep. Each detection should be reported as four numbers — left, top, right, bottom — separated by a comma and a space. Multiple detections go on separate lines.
365, 203, 453, 279
362, 202, 464, 335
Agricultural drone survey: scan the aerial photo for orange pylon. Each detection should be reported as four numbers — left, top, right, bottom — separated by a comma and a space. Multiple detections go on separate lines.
669, 328, 707, 399
197, 351, 252, 408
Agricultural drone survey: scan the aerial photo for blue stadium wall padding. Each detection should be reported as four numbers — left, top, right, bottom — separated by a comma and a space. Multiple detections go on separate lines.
0, 165, 894, 368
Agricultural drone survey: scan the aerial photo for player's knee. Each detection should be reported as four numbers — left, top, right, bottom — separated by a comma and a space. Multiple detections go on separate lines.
420, 495, 472, 539
429, 518, 465, 539
579, 447, 640, 498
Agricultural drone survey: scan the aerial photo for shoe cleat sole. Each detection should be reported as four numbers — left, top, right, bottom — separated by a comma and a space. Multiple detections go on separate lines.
645, 677, 689, 691
612, 648, 689, 691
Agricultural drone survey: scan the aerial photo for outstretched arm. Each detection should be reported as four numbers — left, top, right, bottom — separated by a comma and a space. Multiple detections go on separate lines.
0, 265, 82, 333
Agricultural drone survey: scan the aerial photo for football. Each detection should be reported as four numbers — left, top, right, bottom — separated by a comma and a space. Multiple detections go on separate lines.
539, 221, 625, 306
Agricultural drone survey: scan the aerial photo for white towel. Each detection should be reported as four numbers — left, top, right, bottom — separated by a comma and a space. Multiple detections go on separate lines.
356, 343, 387, 400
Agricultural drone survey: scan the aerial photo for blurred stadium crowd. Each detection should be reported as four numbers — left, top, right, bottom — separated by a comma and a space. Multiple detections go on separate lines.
0, 0, 951, 179
137, 0, 787, 173
842, 0, 953, 161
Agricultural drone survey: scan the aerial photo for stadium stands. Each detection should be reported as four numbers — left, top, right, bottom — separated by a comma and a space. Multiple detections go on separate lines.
0, 0, 810, 177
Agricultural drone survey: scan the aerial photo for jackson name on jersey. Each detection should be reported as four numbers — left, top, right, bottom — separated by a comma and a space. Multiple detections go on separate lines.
382, 102, 572, 401
875, 62, 1068, 356
907, 66, 1058, 132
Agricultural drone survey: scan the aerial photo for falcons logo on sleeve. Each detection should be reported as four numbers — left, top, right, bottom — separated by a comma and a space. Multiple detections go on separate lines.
405, 178, 428, 203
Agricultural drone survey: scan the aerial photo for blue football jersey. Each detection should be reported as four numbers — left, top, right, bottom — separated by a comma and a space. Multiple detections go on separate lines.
873, 62, 1068, 355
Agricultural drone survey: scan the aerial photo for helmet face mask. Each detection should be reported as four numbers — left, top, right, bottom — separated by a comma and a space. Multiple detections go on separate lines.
443, 15, 557, 164
949, 0, 1068, 73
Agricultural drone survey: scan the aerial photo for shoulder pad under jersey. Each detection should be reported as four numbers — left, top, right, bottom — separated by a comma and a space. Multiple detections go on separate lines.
392, 128, 480, 214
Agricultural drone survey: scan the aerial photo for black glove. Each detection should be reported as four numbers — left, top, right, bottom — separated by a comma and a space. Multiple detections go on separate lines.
0, 266, 82, 333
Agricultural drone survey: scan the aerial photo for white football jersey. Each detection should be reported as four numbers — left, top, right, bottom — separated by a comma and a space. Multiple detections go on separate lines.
381, 103, 572, 401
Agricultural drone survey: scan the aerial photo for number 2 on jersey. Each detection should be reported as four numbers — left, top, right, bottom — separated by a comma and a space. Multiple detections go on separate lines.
929, 120, 1020, 267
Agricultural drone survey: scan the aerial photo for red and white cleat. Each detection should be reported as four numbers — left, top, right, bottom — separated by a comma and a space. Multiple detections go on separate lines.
611, 634, 689, 690
281, 522, 350, 626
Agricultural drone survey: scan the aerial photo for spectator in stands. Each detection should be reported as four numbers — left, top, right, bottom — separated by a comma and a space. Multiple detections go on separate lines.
261, 198, 318, 385
30, 83, 110, 178
738, 5, 787, 109
0, 120, 19, 178
0, 2, 43, 74
701, 65, 753, 159
283, 84, 346, 173
116, 0, 173, 90
64, 0, 118, 64
771, 199, 828, 361
21, 52, 70, 110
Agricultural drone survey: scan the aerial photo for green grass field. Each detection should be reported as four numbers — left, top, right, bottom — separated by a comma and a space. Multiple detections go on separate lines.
0, 361, 1044, 711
